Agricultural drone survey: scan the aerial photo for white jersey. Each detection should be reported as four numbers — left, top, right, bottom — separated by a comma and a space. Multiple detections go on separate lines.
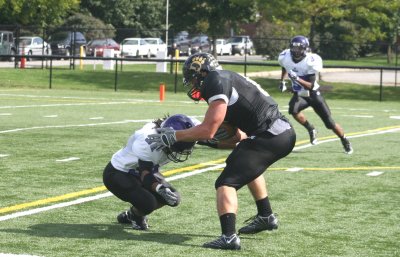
278, 49, 323, 92
111, 122, 169, 174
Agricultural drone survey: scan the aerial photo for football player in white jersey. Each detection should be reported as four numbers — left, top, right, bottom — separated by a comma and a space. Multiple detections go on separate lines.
103, 114, 196, 230
278, 35, 353, 154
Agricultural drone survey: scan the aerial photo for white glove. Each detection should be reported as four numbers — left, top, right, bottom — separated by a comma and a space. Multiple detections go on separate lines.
278, 81, 287, 92
146, 127, 177, 150
288, 70, 299, 81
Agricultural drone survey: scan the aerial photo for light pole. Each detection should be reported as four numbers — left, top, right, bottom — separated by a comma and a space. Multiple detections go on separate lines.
165, 0, 169, 47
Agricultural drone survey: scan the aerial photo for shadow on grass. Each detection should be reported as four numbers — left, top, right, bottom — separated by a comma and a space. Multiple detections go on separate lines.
0, 222, 216, 247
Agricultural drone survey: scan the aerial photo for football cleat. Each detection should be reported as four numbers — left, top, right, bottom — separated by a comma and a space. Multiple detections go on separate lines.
203, 234, 241, 250
117, 210, 132, 224
131, 214, 149, 230
341, 137, 353, 154
309, 129, 317, 145
117, 209, 149, 230
238, 213, 278, 234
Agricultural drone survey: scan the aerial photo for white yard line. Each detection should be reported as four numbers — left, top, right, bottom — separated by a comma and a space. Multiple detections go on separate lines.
0, 116, 205, 134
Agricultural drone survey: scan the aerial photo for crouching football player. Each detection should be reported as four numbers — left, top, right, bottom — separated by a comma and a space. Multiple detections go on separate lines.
103, 114, 196, 230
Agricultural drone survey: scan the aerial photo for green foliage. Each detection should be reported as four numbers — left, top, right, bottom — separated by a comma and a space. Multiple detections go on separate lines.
81, 0, 166, 39
169, 0, 258, 55
58, 12, 116, 40
258, 0, 400, 60
0, 0, 80, 26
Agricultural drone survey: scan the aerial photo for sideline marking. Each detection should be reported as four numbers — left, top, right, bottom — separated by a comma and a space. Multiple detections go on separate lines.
0, 116, 205, 134
0, 113, 12, 116
390, 116, 400, 120
55, 157, 80, 162
43, 115, 58, 118
0, 154, 10, 158
0, 253, 42, 257
1, 125, 399, 221
366, 171, 384, 177
89, 117, 104, 120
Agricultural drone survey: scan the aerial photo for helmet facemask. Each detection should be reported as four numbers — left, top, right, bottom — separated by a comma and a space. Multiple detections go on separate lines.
290, 44, 306, 62
183, 68, 204, 101
163, 143, 194, 163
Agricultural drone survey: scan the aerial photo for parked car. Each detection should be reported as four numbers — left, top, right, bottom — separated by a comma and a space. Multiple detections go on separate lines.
215, 38, 232, 56
18, 36, 51, 60
0, 31, 16, 61
168, 31, 190, 56
144, 38, 167, 56
228, 35, 254, 55
120, 38, 151, 58
190, 35, 211, 54
86, 38, 120, 57
48, 31, 87, 58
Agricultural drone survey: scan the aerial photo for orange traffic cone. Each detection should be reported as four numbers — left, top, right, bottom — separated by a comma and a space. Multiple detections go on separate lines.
160, 83, 165, 101
20, 46, 26, 69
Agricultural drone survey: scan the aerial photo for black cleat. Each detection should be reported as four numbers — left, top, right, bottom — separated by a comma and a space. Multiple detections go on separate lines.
309, 129, 317, 145
341, 137, 353, 154
117, 209, 149, 230
117, 210, 132, 224
238, 213, 278, 234
203, 234, 241, 250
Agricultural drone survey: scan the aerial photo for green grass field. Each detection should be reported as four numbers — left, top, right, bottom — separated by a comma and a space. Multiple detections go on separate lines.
0, 84, 399, 257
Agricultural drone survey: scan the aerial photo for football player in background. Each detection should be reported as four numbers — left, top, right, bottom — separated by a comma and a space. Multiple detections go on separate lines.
147, 53, 296, 250
278, 35, 353, 154
103, 114, 196, 230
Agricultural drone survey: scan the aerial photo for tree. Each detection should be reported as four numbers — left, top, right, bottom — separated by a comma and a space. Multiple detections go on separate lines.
168, 0, 258, 56
56, 12, 116, 41
258, 0, 400, 60
81, 0, 165, 40
0, 0, 80, 27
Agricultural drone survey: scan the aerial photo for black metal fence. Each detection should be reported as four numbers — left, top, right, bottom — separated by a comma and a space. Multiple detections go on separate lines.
1, 24, 399, 62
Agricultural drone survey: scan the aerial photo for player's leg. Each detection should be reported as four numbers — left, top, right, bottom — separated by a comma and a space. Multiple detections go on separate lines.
289, 94, 317, 144
310, 92, 353, 154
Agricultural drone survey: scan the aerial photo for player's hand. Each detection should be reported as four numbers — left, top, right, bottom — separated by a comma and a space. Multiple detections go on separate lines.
278, 80, 287, 92
146, 127, 177, 150
288, 70, 299, 81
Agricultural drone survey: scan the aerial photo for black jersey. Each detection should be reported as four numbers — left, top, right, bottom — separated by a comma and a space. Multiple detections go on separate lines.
201, 70, 284, 136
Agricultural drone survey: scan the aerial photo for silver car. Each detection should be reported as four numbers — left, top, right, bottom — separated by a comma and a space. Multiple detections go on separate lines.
18, 36, 51, 60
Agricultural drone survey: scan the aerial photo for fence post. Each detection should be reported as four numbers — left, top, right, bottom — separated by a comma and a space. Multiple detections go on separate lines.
379, 68, 383, 101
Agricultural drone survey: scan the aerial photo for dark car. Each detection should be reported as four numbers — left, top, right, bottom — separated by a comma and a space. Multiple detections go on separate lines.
86, 38, 120, 57
189, 35, 211, 54
49, 31, 87, 58
168, 31, 190, 56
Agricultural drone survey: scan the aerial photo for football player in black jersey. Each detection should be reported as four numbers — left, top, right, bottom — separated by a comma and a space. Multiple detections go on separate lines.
147, 53, 296, 250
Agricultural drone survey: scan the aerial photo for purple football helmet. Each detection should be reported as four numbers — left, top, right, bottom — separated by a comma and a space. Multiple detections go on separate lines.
161, 114, 195, 162
290, 35, 309, 62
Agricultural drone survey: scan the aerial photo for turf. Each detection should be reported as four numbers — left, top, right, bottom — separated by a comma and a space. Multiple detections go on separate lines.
0, 88, 399, 257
